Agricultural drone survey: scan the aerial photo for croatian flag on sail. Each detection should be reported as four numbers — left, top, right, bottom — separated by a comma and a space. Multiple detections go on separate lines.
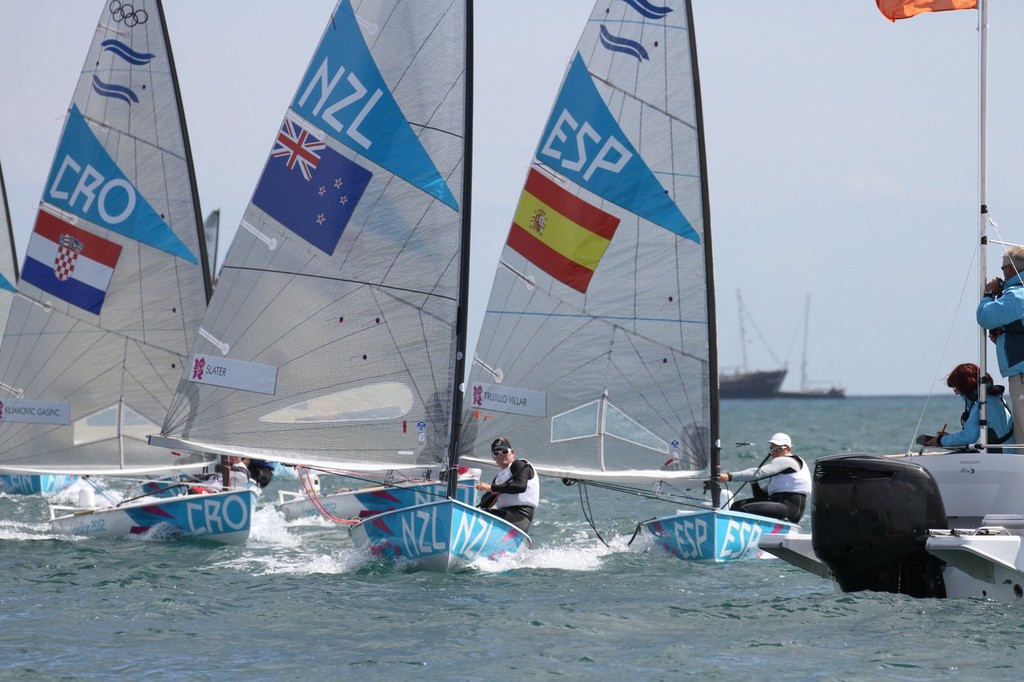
252, 115, 373, 255
21, 211, 122, 314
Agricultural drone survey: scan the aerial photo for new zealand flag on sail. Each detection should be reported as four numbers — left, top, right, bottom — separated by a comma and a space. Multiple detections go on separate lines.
252, 116, 373, 255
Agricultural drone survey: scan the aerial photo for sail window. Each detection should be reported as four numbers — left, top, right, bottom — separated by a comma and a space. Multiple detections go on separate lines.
603, 403, 668, 454
551, 400, 600, 441
551, 399, 667, 454
259, 381, 414, 423
73, 404, 159, 446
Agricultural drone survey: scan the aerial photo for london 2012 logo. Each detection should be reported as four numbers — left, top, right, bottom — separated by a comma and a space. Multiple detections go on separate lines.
192, 357, 206, 381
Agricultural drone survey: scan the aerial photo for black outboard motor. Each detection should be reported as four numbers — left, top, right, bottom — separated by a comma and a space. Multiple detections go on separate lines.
811, 454, 948, 598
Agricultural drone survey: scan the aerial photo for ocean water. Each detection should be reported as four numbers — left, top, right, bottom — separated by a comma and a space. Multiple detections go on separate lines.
3, 396, 1022, 681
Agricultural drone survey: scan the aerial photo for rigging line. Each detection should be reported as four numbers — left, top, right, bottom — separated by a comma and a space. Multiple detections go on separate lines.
575, 480, 609, 548
740, 299, 784, 368
219, 264, 459, 304
626, 521, 645, 547
909, 244, 980, 451
589, 73, 697, 133
487, 307, 708, 328
725, 450, 771, 505
310, 466, 454, 502
116, 482, 191, 507
297, 466, 356, 526
70, 114, 191, 164
564, 476, 707, 507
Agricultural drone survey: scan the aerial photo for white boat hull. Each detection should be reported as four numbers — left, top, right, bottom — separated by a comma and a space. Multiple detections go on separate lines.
760, 452, 1024, 602
757, 532, 831, 578
49, 489, 256, 545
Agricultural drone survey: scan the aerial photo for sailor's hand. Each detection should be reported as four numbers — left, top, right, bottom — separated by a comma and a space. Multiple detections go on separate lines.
718, 472, 730, 482
476, 482, 491, 492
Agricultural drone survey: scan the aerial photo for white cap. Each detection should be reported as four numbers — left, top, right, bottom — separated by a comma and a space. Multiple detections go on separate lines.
768, 432, 792, 447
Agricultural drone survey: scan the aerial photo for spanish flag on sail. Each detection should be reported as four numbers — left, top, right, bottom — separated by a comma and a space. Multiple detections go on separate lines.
507, 169, 619, 294
876, 0, 976, 22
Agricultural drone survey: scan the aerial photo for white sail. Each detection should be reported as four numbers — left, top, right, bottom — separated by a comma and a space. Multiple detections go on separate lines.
461, 0, 713, 485
0, 0, 213, 475
156, 0, 469, 474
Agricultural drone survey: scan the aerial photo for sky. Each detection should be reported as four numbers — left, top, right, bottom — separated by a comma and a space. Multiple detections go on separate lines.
1, 1, 1023, 397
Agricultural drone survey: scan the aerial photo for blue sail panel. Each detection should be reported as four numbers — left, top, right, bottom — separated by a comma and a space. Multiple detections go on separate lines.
43, 106, 197, 264
291, 0, 458, 211
536, 53, 699, 244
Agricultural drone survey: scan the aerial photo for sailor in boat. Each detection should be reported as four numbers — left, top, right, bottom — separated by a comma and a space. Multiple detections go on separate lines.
717, 433, 811, 523
246, 459, 275, 488
188, 455, 254, 493
978, 245, 1024, 442
916, 363, 1014, 453
476, 437, 539, 532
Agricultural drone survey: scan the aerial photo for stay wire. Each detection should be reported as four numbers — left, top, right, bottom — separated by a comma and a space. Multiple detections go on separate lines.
909, 239, 980, 452
573, 480, 609, 548
563, 476, 708, 507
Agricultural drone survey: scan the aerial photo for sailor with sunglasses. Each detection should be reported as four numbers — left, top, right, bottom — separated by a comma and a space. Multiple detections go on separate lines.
476, 437, 539, 532
717, 432, 811, 523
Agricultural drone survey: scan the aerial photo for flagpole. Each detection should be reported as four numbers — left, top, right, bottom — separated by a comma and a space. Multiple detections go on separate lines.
977, 0, 989, 449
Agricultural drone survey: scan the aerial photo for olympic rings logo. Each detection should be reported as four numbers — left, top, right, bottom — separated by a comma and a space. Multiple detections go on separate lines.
108, 1, 148, 27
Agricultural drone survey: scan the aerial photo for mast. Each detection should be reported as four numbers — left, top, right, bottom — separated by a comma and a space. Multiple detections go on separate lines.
0, 160, 18, 281
156, 0, 212, 304
800, 295, 811, 391
736, 291, 748, 373
977, 0, 989, 448
687, 0, 721, 507
447, 0, 473, 500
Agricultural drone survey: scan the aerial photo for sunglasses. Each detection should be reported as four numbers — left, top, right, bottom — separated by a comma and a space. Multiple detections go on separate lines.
491, 448, 510, 457
769, 445, 787, 452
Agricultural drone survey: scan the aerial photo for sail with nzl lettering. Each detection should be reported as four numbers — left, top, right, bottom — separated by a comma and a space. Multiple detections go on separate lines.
0, 0, 214, 476
155, 0, 530, 570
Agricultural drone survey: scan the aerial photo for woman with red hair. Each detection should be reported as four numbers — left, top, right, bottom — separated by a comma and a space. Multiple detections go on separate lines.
919, 363, 1014, 452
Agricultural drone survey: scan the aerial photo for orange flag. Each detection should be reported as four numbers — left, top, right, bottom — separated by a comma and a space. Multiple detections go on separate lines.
876, 0, 977, 22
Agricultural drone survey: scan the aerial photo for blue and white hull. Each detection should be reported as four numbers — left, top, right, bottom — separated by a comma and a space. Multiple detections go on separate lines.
640, 509, 799, 562
0, 474, 79, 496
278, 477, 478, 521
349, 499, 530, 572
49, 489, 256, 545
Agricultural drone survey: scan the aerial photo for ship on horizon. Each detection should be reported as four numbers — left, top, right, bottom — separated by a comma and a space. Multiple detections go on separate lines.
721, 294, 844, 400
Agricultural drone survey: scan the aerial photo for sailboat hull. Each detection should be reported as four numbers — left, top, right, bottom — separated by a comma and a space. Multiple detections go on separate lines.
719, 370, 787, 399
349, 499, 530, 572
49, 489, 256, 545
640, 509, 799, 563
278, 478, 479, 522
0, 474, 78, 496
